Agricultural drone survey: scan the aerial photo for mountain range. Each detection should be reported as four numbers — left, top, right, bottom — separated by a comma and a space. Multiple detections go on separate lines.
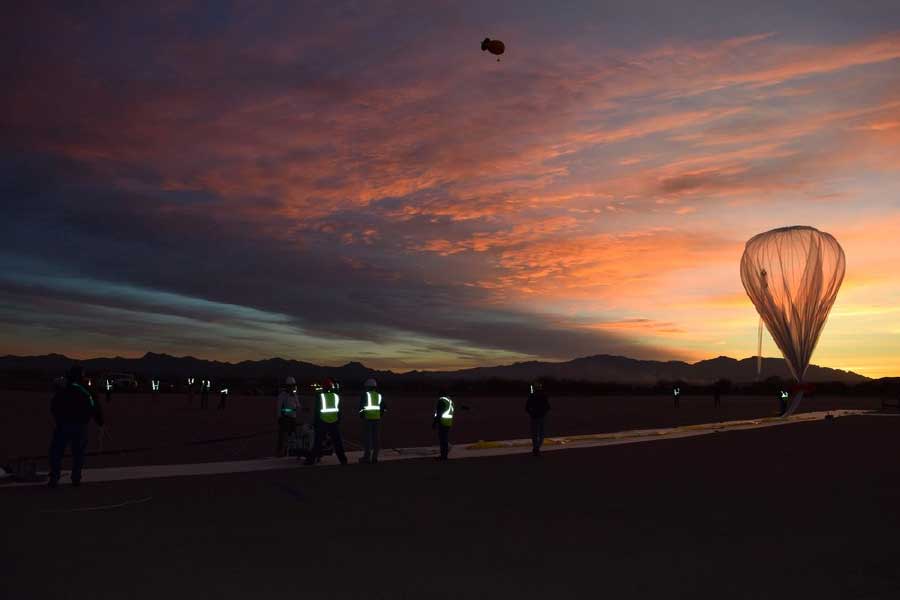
0, 352, 869, 385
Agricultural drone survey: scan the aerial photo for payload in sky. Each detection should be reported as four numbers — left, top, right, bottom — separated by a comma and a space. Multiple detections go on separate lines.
481, 37, 505, 61
740, 226, 845, 416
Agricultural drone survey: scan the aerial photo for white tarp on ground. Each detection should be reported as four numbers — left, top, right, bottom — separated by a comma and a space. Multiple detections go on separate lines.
2, 410, 872, 488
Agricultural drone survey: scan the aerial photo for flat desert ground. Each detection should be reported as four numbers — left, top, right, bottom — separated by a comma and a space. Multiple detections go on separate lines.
0, 390, 886, 467
3, 414, 900, 599
3, 391, 900, 599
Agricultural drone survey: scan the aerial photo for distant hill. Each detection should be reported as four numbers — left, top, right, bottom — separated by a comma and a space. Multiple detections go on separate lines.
0, 352, 389, 384
401, 354, 868, 384
0, 352, 870, 385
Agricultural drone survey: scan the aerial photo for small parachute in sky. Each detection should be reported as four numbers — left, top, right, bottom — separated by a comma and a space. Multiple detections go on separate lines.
481, 37, 505, 61
740, 225, 845, 416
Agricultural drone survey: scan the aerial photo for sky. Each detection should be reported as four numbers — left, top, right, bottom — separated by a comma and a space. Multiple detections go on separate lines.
2, 1, 899, 376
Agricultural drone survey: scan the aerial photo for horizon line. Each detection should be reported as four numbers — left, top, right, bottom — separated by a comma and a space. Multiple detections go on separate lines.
0, 350, 876, 378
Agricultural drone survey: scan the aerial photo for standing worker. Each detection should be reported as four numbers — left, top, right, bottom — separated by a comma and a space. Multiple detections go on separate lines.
673, 386, 681, 408
105, 377, 113, 403
779, 390, 789, 415
200, 379, 210, 409
151, 378, 160, 402
218, 385, 229, 410
305, 379, 347, 465
526, 381, 550, 456
276, 377, 300, 456
358, 378, 385, 464
48, 365, 104, 488
433, 393, 454, 460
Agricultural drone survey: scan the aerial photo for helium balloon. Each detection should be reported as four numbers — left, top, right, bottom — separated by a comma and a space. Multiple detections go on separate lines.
740, 226, 845, 415
481, 38, 505, 61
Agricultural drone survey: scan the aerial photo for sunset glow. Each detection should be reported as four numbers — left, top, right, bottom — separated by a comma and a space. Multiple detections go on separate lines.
2, 2, 899, 376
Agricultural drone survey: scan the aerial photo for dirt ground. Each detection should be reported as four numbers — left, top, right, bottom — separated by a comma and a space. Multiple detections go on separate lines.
1, 389, 885, 469
3, 415, 899, 599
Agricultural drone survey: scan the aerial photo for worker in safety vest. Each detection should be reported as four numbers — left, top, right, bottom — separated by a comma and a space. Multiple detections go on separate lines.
276, 377, 300, 456
200, 379, 211, 409
432, 393, 455, 460
779, 390, 789, 415
673, 386, 681, 408
526, 381, 550, 456
305, 378, 347, 465
358, 378, 385, 464
186, 377, 195, 406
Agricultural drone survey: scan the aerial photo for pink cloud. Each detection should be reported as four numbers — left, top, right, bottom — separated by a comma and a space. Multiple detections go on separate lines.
5, 11, 900, 372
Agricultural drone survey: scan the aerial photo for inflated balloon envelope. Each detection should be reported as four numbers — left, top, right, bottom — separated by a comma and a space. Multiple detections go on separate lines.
481, 37, 505, 61
740, 226, 845, 416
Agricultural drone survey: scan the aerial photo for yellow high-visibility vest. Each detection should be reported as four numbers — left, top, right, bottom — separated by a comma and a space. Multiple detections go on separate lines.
437, 396, 454, 427
319, 392, 340, 423
362, 391, 382, 421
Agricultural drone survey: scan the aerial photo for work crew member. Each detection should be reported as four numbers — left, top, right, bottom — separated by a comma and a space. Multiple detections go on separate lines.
218, 385, 229, 410
433, 393, 454, 460
276, 377, 300, 456
526, 381, 550, 456
673, 386, 681, 408
358, 378, 385, 464
105, 378, 113, 403
48, 365, 105, 488
200, 379, 210, 409
779, 390, 789, 415
151, 378, 160, 402
305, 379, 347, 465
186, 377, 195, 406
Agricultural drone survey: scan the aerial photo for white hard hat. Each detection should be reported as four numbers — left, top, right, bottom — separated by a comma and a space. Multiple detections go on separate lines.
285, 376, 296, 385
364, 378, 377, 388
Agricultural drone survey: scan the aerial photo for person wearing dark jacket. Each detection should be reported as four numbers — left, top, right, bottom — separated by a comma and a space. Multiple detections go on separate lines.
200, 379, 210, 409
526, 382, 550, 456
49, 365, 104, 488
218, 385, 228, 410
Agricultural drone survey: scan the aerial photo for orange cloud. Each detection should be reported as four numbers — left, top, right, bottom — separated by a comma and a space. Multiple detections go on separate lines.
713, 33, 900, 88
588, 318, 686, 335
464, 228, 740, 305
6, 14, 900, 374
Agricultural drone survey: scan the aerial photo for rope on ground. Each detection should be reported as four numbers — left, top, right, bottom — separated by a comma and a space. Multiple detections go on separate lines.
19, 429, 279, 461
272, 482, 304, 502
343, 437, 363, 450
183, 429, 277, 446
40, 496, 153, 514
